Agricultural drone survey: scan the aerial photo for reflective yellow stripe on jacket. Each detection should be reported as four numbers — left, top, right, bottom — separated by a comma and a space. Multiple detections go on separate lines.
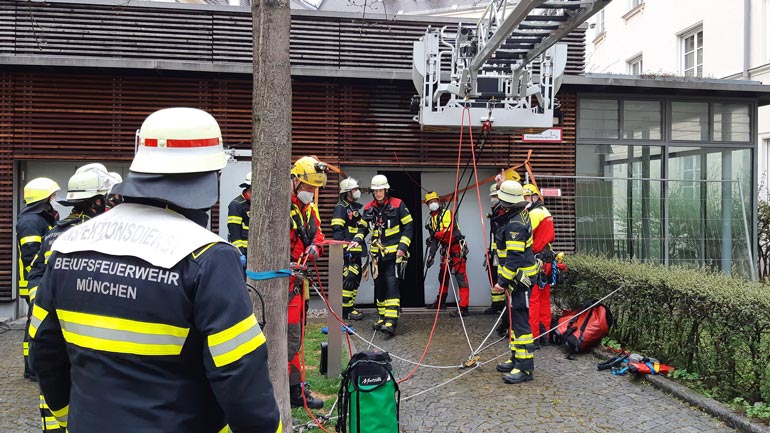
57, 310, 190, 356
208, 315, 266, 368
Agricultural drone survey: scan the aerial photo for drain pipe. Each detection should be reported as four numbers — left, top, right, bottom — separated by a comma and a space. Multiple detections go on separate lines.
743, 0, 751, 80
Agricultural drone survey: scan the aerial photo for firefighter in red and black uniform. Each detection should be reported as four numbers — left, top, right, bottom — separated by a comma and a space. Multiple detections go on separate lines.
289, 156, 327, 409
331, 177, 367, 321
523, 184, 556, 345
228, 171, 251, 269
17, 177, 60, 382
424, 191, 471, 317
26, 164, 115, 433
362, 174, 413, 336
492, 180, 539, 384
484, 182, 507, 315
29, 108, 281, 433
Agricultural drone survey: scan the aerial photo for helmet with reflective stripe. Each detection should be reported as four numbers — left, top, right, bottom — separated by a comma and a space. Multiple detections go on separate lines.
522, 183, 540, 197
24, 178, 60, 205
489, 183, 498, 196
291, 156, 327, 187
63, 168, 113, 202
339, 177, 359, 193
131, 107, 228, 174
240, 171, 251, 188
498, 180, 524, 205
370, 174, 390, 190
424, 191, 439, 202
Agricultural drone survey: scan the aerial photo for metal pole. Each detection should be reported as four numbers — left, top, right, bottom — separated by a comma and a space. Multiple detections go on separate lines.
326, 243, 344, 378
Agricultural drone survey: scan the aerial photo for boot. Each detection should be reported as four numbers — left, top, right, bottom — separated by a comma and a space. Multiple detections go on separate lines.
496, 359, 513, 373
450, 306, 470, 317
426, 294, 447, 310
503, 369, 533, 384
483, 301, 505, 315
347, 309, 364, 321
290, 384, 323, 409
371, 318, 384, 331
380, 319, 397, 336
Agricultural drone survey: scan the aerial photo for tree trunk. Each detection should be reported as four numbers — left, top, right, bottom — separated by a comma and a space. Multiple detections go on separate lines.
251, 0, 292, 428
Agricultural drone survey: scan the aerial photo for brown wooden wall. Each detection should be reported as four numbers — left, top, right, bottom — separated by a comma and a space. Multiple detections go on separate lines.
0, 70, 576, 300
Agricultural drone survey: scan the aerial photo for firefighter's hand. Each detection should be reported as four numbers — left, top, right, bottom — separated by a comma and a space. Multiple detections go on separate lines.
491, 283, 506, 294
304, 245, 319, 260
514, 270, 531, 287
347, 241, 359, 250
425, 237, 434, 247
396, 249, 406, 258
426, 256, 435, 268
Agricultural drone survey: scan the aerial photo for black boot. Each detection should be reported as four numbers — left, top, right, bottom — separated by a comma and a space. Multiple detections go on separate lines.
450, 306, 470, 317
503, 369, 533, 384
483, 301, 505, 315
496, 359, 513, 373
290, 384, 323, 409
380, 319, 397, 336
426, 294, 447, 310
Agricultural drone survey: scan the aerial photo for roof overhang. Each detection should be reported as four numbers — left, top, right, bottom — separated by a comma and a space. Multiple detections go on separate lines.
564, 74, 770, 106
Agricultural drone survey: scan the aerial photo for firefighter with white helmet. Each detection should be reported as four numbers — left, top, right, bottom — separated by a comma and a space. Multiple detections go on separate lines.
26, 164, 115, 433
17, 177, 60, 381
227, 170, 251, 268
332, 177, 367, 321
29, 107, 281, 433
492, 180, 539, 384
288, 155, 327, 408
424, 191, 471, 317
485, 182, 507, 314
361, 174, 413, 336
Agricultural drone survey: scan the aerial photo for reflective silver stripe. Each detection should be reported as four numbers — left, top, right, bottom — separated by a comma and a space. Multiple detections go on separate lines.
209, 323, 263, 360
62, 321, 187, 347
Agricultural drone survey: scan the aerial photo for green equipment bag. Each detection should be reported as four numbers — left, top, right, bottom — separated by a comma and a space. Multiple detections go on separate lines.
336, 350, 399, 433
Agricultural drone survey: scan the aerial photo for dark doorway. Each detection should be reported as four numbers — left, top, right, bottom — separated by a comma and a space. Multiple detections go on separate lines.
381, 171, 425, 308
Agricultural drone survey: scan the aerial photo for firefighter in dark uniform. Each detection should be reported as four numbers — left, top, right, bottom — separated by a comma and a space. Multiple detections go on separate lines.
17, 177, 60, 381
485, 182, 507, 314
361, 174, 413, 336
331, 177, 367, 321
424, 191, 471, 317
26, 164, 115, 433
492, 180, 539, 384
28, 107, 281, 433
289, 156, 326, 409
228, 171, 251, 268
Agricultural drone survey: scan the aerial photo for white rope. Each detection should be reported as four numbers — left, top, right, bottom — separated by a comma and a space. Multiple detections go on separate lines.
446, 270, 475, 353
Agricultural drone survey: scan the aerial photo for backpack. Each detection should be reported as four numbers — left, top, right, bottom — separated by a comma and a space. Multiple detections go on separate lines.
336, 350, 399, 433
551, 300, 613, 357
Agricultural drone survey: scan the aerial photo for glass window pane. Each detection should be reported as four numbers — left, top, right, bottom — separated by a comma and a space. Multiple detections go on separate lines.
671, 102, 708, 141
685, 35, 694, 52
623, 100, 661, 140
713, 103, 750, 142
684, 52, 694, 69
579, 99, 619, 139
697, 47, 703, 64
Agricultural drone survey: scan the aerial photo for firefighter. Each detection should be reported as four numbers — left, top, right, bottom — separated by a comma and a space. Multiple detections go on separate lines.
228, 171, 251, 269
492, 180, 539, 384
289, 156, 327, 409
361, 174, 413, 336
17, 177, 60, 381
28, 107, 281, 433
484, 182, 507, 315
424, 191, 471, 317
523, 184, 556, 346
26, 164, 115, 433
331, 177, 367, 321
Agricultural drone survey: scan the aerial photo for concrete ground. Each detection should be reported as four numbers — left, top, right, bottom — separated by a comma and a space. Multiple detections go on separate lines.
0, 309, 740, 433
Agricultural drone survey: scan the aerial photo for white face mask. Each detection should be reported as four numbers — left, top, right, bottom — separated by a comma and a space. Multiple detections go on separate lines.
490, 197, 499, 206
428, 202, 439, 212
351, 190, 361, 201
297, 190, 315, 205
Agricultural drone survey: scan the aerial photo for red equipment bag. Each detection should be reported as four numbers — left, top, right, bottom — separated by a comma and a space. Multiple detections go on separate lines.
551, 300, 613, 357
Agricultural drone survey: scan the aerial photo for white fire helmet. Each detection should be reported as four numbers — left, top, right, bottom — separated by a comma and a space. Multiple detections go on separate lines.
63, 169, 113, 202
497, 180, 524, 205
240, 171, 251, 188
339, 177, 360, 193
370, 174, 390, 190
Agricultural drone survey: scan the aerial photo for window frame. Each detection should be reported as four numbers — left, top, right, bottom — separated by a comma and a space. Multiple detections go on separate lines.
627, 53, 643, 75
680, 26, 704, 78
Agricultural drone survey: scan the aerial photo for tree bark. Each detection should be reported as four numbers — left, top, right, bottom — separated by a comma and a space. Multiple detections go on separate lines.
251, 0, 292, 428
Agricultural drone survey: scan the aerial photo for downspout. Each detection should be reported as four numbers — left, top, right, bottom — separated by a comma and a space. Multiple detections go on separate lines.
743, 0, 751, 80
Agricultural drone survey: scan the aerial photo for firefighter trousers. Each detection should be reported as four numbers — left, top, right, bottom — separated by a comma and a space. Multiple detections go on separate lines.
437, 255, 469, 308
507, 286, 535, 372
529, 262, 553, 339
373, 258, 400, 327
287, 274, 305, 386
342, 257, 362, 312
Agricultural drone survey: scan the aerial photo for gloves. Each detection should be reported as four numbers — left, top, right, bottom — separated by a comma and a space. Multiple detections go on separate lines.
514, 269, 531, 288
239, 255, 247, 269
304, 245, 319, 260
459, 238, 469, 257
426, 255, 435, 269
343, 265, 359, 291
425, 237, 434, 247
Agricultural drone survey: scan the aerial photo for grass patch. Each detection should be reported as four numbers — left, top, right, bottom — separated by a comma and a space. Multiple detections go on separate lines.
292, 321, 349, 425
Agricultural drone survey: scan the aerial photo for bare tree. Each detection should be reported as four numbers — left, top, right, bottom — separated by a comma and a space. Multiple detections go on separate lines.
250, 0, 292, 428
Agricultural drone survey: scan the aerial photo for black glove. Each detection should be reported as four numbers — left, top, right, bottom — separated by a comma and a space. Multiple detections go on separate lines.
426, 255, 435, 268
343, 265, 360, 291
425, 237, 434, 247
514, 269, 531, 288
343, 277, 357, 292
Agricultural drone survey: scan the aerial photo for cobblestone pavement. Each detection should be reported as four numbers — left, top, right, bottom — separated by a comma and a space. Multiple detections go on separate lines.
344, 310, 736, 433
1, 311, 736, 433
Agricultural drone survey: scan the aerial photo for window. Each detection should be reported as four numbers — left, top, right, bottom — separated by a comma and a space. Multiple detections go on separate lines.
579, 99, 618, 139
681, 27, 703, 77
713, 103, 750, 142
671, 102, 709, 141
623, 100, 660, 140
597, 10, 605, 34
627, 54, 643, 75
630, 0, 643, 8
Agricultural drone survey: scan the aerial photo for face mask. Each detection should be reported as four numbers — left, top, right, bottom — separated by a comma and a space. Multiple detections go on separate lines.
352, 190, 361, 201
428, 202, 439, 212
490, 197, 499, 206
297, 190, 315, 205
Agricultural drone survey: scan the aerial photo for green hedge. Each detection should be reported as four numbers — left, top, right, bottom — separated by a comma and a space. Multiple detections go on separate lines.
554, 254, 770, 402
